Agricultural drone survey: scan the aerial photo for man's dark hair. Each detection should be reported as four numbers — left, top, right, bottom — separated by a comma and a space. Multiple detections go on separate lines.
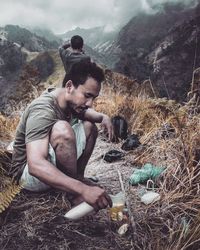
71, 35, 84, 50
63, 61, 105, 88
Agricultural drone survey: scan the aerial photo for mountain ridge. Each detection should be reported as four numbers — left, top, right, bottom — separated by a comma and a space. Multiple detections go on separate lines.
114, 1, 200, 101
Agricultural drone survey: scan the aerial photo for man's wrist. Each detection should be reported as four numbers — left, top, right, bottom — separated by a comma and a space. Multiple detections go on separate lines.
95, 112, 106, 123
74, 179, 87, 195
101, 113, 108, 122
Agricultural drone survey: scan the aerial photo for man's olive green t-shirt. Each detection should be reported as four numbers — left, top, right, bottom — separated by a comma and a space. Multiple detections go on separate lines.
12, 89, 77, 180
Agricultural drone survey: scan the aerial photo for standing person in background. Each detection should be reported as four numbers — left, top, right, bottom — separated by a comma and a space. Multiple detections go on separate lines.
59, 35, 91, 86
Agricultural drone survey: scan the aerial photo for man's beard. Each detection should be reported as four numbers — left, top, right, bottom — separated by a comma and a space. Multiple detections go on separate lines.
71, 108, 80, 116
69, 104, 88, 117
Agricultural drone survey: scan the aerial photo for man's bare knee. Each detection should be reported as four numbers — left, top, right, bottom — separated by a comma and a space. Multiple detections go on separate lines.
83, 121, 98, 139
50, 120, 75, 148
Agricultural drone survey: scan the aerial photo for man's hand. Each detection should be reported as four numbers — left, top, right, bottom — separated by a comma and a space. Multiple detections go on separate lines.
62, 43, 70, 50
101, 114, 114, 141
81, 185, 112, 211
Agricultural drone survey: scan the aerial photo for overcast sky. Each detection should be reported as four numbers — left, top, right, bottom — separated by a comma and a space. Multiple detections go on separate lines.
0, 0, 198, 34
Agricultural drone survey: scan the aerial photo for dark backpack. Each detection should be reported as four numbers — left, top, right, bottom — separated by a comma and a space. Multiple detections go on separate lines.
111, 115, 128, 142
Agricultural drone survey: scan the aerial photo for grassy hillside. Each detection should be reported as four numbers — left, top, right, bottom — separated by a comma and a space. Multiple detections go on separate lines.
1, 81, 200, 248
0, 46, 200, 248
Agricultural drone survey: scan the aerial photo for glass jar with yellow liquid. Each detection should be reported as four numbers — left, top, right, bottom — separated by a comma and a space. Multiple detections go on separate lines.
109, 192, 126, 221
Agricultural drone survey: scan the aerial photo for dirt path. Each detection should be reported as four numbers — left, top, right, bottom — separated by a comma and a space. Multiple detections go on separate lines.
0, 136, 134, 250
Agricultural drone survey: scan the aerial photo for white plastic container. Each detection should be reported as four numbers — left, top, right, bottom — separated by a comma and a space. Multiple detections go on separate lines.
64, 202, 94, 220
140, 191, 160, 205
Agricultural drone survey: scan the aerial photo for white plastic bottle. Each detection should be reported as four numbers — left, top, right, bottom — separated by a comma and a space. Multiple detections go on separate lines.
64, 202, 94, 220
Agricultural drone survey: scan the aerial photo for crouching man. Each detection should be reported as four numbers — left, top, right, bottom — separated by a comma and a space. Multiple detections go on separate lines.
12, 61, 113, 211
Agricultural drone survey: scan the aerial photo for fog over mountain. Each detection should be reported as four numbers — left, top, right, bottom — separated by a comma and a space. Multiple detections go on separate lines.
0, 0, 200, 108
0, 0, 198, 33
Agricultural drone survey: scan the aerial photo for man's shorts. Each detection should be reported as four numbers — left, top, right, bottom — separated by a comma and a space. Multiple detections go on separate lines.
20, 122, 86, 192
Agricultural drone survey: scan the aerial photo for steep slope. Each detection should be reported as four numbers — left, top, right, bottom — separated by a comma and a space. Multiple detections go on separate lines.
0, 25, 61, 115
0, 39, 27, 114
0, 37, 152, 115
114, 2, 200, 101
31, 27, 62, 43
0, 39, 55, 115
149, 13, 200, 101
0, 39, 26, 76
0, 25, 59, 52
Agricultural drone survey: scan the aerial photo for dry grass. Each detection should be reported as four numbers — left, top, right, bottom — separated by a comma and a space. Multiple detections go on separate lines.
95, 86, 200, 249
1, 83, 200, 249
0, 114, 19, 142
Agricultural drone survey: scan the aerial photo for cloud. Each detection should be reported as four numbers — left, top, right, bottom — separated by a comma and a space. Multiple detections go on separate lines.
0, 0, 197, 34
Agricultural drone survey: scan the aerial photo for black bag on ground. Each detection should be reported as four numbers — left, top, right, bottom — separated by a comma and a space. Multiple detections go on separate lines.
103, 150, 125, 163
121, 134, 141, 151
